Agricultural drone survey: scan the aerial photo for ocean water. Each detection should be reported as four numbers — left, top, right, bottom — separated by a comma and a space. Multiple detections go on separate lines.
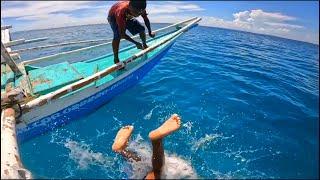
11, 23, 319, 179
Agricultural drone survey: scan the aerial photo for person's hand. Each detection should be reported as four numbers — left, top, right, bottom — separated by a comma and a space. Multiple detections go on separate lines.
136, 42, 143, 49
149, 31, 156, 38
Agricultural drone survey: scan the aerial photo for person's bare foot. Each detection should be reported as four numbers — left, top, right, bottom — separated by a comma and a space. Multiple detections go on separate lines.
143, 43, 148, 49
112, 125, 134, 152
149, 114, 181, 141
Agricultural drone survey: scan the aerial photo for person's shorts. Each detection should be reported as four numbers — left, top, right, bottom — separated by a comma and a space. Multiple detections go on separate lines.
108, 15, 145, 40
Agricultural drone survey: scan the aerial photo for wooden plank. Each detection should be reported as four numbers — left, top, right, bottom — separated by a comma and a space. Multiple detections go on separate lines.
1, 29, 11, 43
1, 25, 12, 30
3, 39, 25, 47
1, 42, 22, 76
9, 53, 20, 61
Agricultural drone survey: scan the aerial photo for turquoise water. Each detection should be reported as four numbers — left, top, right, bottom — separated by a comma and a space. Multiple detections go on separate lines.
12, 24, 319, 179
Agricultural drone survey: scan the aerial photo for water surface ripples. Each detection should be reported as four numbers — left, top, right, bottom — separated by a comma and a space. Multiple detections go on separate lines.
15, 25, 319, 178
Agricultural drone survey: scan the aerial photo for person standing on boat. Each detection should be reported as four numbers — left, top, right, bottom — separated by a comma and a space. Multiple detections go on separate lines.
108, 0, 156, 64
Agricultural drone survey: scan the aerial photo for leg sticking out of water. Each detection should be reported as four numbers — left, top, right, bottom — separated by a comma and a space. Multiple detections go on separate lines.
145, 114, 182, 179
149, 114, 181, 141
112, 125, 141, 162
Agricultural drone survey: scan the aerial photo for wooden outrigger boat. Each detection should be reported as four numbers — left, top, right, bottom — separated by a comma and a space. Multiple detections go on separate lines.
1, 17, 201, 143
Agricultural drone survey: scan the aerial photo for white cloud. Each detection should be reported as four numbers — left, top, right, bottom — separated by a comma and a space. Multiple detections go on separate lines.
146, 2, 204, 15
263, 22, 303, 29
1, 1, 203, 30
194, 9, 318, 44
3, 1, 95, 19
1, 1, 111, 30
237, 9, 296, 22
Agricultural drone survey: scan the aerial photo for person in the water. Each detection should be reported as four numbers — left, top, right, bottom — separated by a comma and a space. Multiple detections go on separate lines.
108, 0, 156, 65
112, 114, 181, 179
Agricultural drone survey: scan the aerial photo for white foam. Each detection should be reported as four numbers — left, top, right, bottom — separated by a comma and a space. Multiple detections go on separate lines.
126, 135, 198, 179
96, 129, 107, 138
113, 116, 123, 127
182, 121, 193, 134
64, 140, 113, 169
143, 106, 158, 120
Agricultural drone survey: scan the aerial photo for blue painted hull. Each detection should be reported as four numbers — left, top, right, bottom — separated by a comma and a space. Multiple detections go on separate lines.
17, 43, 174, 143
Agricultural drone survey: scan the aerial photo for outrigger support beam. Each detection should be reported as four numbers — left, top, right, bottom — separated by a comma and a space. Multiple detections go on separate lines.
1, 42, 22, 76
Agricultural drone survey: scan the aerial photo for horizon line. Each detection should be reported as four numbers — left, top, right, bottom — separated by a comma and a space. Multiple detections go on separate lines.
9, 22, 319, 46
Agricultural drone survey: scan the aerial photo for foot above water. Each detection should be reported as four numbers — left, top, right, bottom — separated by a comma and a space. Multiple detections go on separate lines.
149, 114, 181, 141
112, 125, 134, 152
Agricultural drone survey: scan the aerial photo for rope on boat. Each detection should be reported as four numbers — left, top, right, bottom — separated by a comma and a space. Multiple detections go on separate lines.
1, 108, 32, 179
21, 17, 199, 65
21, 17, 201, 113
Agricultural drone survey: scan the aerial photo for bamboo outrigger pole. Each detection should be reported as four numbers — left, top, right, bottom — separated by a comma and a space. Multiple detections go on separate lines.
11, 38, 107, 53
22, 17, 201, 113
4, 37, 48, 48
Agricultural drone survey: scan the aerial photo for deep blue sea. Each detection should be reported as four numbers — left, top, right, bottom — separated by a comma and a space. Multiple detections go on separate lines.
11, 23, 319, 179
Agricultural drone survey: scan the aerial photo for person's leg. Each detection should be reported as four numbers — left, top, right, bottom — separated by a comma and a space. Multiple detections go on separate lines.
145, 114, 181, 179
108, 15, 121, 64
112, 125, 141, 162
126, 19, 147, 49
112, 39, 120, 64
149, 114, 181, 141
139, 31, 148, 49
144, 139, 164, 179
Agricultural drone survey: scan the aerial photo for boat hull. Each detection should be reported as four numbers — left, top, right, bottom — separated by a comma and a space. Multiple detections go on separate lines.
17, 42, 174, 143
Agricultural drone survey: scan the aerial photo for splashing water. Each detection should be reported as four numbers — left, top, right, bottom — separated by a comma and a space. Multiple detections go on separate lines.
124, 135, 198, 179
144, 106, 159, 120
64, 140, 114, 170
191, 133, 222, 151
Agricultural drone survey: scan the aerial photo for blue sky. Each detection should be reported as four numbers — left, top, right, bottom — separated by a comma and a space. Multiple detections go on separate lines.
1, 1, 319, 44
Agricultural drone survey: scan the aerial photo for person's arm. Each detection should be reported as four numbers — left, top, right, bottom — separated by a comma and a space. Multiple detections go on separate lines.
116, 14, 143, 49
142, 11, 155, 38
121, 30, 142, 49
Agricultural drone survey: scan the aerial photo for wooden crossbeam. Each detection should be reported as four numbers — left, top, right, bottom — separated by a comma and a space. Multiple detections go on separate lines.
1, 25, 12, 30
1, 42, 22, 76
